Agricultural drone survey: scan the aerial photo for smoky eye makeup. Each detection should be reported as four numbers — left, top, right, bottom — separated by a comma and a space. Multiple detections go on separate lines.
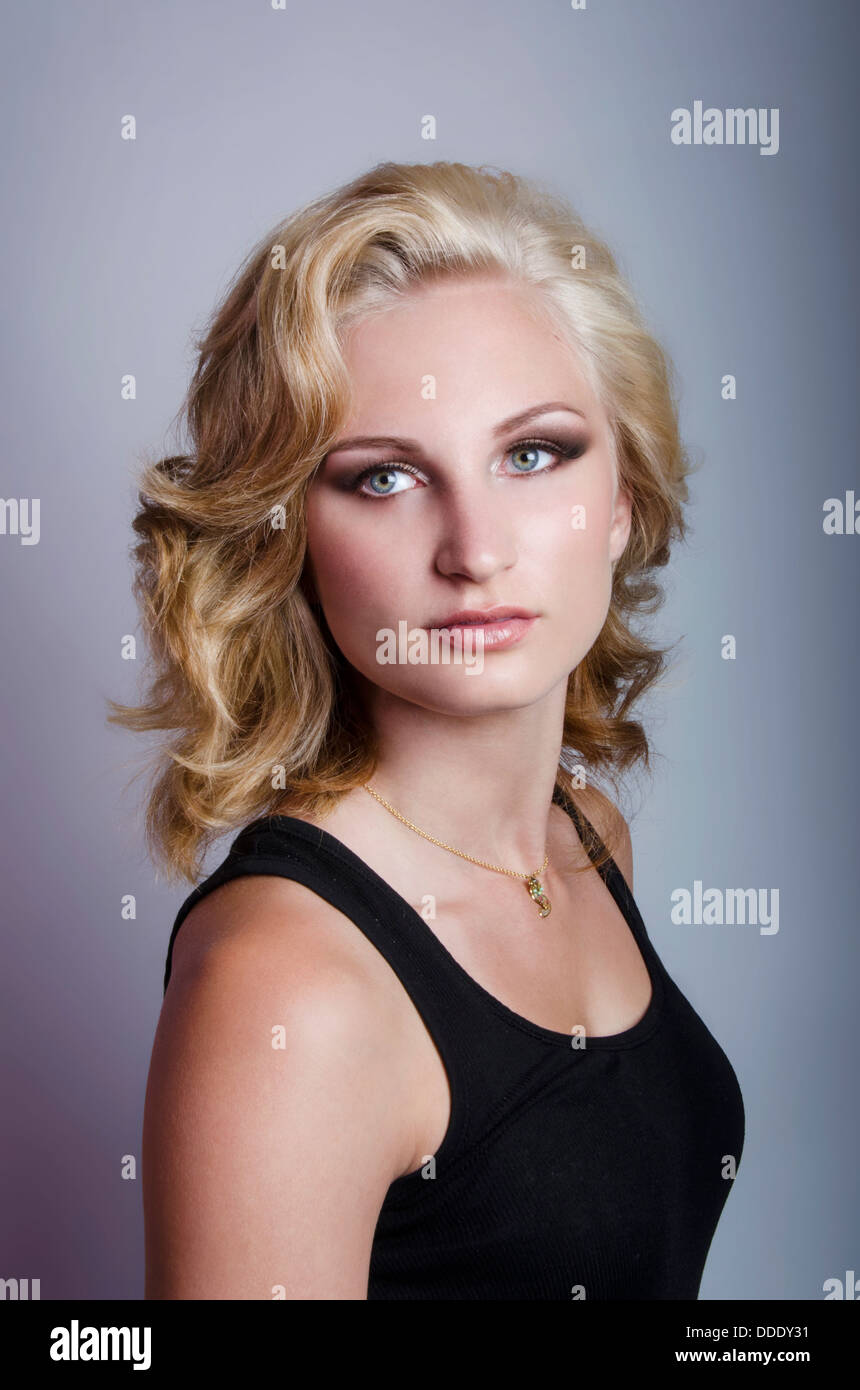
328, 430, 590, 498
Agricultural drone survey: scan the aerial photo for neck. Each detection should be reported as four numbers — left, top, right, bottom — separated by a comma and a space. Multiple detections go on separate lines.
357, 677, 568, 872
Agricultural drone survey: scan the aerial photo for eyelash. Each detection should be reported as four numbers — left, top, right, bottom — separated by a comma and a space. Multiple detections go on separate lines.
344, 435, 587, 499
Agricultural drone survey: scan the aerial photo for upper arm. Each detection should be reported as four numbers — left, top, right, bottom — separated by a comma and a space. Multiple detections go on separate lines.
143, 877, 413, 1300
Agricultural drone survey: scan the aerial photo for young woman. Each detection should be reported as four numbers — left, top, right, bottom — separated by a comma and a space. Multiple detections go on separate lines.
112, 160, 745, 1300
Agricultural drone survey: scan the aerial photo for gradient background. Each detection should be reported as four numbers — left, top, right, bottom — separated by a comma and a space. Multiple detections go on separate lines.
1, 0, 857, 1300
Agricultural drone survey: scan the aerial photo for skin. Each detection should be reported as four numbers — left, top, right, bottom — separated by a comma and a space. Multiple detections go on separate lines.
143, 272, 651, 1300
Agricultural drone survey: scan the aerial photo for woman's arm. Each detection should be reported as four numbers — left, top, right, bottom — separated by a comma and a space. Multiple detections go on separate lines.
142, 877, 418, 1299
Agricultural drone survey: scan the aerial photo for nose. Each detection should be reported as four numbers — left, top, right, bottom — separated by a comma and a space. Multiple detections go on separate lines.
432, 476, 518, 584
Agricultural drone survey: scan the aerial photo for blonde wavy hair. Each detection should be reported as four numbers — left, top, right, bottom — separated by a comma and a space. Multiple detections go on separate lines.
108, 159, 694, 884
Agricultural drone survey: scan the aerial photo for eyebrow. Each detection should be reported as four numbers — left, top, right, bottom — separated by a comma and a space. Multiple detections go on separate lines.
324, 401, 587, 456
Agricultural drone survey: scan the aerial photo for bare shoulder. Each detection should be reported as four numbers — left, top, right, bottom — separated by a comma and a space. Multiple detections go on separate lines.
169, 871, 396, 995
571, 785, 634, 894
144, 874, 417, 1299
165, 874, 420, 1088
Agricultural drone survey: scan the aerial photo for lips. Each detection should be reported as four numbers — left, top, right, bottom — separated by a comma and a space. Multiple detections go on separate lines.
430, 605, 537, 628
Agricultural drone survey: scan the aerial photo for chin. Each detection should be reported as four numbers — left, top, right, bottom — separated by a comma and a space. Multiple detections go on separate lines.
368, 662, 571, 715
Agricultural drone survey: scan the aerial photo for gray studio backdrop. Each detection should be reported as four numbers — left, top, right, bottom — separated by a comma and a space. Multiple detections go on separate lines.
1, 0, 857, 1300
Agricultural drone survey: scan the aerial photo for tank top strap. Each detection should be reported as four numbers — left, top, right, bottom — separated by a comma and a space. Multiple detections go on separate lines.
551, 782, 615, 872
551, 782, 651, 943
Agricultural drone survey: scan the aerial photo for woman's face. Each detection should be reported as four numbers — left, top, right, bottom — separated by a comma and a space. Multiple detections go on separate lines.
302, 273, 632, 717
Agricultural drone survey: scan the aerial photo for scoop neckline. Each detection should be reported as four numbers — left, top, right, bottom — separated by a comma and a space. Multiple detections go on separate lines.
247, 809, 665, 1052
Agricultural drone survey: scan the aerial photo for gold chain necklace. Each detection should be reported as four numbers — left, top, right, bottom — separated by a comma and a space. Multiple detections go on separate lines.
363, 783, 552, 917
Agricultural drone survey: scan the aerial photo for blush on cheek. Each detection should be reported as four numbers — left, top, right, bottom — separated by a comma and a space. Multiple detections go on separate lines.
306, 543, 402, 658
306, 532, 372, 601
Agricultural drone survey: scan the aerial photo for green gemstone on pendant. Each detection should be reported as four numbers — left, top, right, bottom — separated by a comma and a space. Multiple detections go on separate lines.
526, 874, 552, 918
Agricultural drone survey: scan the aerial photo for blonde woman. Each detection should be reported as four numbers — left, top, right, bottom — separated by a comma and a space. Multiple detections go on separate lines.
112, 161, 745, 1300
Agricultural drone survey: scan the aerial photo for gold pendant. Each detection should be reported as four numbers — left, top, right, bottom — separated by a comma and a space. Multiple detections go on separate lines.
526, 874, 552, 918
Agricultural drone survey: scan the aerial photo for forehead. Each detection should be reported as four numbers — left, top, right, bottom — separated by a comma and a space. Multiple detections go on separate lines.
338, 274, 602, 426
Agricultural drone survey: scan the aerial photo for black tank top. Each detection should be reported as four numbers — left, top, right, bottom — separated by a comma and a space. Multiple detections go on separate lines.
163, 788, 745, 1300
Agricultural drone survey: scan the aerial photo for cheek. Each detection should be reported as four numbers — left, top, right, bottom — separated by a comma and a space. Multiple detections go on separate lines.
524, 490, 615, 656
535, 484, 614, 580
305, 501, 403, 621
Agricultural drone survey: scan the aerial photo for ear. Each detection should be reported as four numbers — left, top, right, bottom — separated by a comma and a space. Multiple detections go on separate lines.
609, 485, 633, 566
